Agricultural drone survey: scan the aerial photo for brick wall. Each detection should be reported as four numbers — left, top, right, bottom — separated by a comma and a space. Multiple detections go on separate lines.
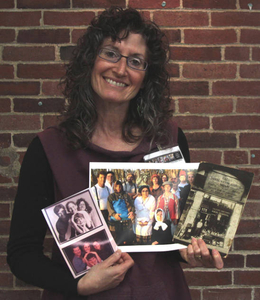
0, 0, 259, 299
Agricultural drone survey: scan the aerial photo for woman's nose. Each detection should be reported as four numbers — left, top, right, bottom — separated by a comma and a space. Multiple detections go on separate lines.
114, 57, 128, 76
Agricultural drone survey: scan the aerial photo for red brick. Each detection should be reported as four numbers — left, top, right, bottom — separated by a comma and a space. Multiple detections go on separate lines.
169, 81, 208, 96
0, 12, 40, 26
14, 98, 65, 113
189, 150, 222, 164
0, 155, 11, 166
128, 0, 179, 9
240, 133, 260, 147
0, 186, 17, 201
0, 0, 14, 8
174, 116, 209, 130
251, 150, 260, 164
0, 174, 12, 183
189, 289, 200, 300
0, 115, 41, 130
212, 116, 260, 130
0, 220, 10, 235
170, 47, 221, 61
0, 255, 9, 271
42, 81, 63, 96
0, 65, 14, 79
0, 98, 11, 112
0, 29, 15, 43
60, 46, 76, 61
0, 134, 11, 148
184, 29, 237, 44
0, 290, 42, 300
212, 12, 260, 27
247, 254, 260, 267
249, 185, 260, 200
154, 12, 208, 27
166, 63, 179, 77
72, 29, 86, 43
256, 289, 260, 300
13, 133, 37, 147
43, 115, 60, 128
224, 254, 244, 268
203, 288, 252, 300
224, 151, 248, 164
225, 47, 250, 61
179, 98, 233, 114
73, 0, 125, 8
17, 64, 65, 79
3, 46, 55, 61
17, 0, 70, 8
18, 29, 70, 44
183, 64, 236, 79
241, 30, 260, 44
18, 151, 26, 165
237, 98, 260, 113
213, 81, 260, 96
186, 132, 237, 148
234, 237, 260, 251
237, 220, 260, 234
240, 201, 260, 217
240, 64, 260, 78
163, 30, 181, 44
44, 11, 94, 26
0, 273, 13, 288
0, 203, 10, 218
235, 270, 260, 285
184, 270, 231, 286
240, 0, 260, 9
183, 0, 236, 9
0, 237, 8, 252
252, 48, 260, 61
0, 82, 40, 95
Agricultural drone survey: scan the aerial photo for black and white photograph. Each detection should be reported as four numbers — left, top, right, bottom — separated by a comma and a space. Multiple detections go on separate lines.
174, 162, 254, 256
89, 162, 199, 252
43, 189, 103, 244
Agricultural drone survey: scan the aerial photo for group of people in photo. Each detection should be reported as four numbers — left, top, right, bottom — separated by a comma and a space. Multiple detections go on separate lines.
53, 197, 100, 243
91, 169, 196, 245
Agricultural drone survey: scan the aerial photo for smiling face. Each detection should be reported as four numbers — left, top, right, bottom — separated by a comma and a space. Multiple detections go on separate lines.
91, 33, 147, 106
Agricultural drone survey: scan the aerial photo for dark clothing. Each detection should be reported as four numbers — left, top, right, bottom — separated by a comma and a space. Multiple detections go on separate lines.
150, 186, 163, 201
7, 122, 192, 300
152, 220, 172, 244
179, 184, 191, 216
56, 215, 70, 242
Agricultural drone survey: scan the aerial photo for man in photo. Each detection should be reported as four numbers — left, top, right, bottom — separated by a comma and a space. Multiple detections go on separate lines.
105, 171, 115, 193
175, 170, 190, 216
53, 204, 73, 242
91, 171, 110, 222
107, 180, 135, 245
72, 245, 86, 273
123, 173, 138, 200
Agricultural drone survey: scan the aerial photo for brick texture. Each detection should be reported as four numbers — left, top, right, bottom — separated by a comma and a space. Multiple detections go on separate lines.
1, 2, 259, 300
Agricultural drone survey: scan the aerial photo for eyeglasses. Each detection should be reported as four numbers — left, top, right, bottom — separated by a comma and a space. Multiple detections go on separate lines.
98, 48, 148, 71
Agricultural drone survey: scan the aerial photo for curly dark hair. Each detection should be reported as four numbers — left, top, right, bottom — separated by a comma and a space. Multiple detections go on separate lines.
59, 6, 173, 149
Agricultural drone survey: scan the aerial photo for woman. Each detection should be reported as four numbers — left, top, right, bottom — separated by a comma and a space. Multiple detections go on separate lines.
151, 208, 172, 245
7, 7, 223, 300
157, 181, 179, 235
82, 242, 102, 267
76, 198, 98, 227
134, 185, 156, 244
149, 174, 163, 200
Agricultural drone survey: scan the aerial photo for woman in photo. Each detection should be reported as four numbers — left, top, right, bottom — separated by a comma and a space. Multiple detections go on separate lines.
7, 7, 223, 300
134, 185, 156, 245
76, 198, 98, 227
149, 174, 163, 201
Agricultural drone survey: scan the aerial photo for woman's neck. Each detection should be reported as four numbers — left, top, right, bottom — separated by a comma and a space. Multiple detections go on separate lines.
91, 100, 141, 151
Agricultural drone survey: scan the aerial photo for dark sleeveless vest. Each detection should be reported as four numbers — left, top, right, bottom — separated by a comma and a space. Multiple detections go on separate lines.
38, 123, 191, 300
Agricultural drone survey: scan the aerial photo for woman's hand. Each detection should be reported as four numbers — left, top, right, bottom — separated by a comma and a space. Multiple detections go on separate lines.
179, 237, 224, 270
77, 250, 134, 296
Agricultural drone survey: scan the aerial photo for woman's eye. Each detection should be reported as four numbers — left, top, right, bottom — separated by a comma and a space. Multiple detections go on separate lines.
129, 57, 142, 66
104, 50, 117, 58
